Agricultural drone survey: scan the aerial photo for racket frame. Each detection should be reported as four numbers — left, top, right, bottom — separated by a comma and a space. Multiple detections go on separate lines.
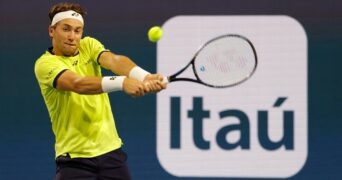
166, 34, 258, 88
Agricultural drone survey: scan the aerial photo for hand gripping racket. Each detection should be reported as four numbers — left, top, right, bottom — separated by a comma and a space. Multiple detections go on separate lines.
163, 34, 257, 88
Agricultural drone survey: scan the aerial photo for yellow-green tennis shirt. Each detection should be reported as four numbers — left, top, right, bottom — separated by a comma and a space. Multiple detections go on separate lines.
34, 36, 122, 158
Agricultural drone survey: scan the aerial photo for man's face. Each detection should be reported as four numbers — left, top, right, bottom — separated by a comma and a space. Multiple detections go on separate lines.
49, 18, 83, 56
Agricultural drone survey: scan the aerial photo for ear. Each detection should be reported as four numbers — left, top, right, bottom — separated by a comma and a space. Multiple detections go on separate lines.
48, 26, 54, 38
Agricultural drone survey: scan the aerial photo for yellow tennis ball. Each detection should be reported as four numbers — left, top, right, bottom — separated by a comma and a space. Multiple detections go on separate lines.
148, 26, 163, 42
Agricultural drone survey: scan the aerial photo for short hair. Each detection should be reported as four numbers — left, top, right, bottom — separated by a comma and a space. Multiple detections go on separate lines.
48, 2, 87, 23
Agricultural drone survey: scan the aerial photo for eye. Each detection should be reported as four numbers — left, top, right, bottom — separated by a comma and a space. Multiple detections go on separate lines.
75, 29, 83, 34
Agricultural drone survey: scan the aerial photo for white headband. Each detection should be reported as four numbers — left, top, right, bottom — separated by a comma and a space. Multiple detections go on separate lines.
51, 10, 84, 26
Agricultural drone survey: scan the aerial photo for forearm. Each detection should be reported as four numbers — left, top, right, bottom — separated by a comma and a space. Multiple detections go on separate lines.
99, 52, 151, 81
97, 51, 166, 95
99, 52, 137, 76
59, 76, 103, 95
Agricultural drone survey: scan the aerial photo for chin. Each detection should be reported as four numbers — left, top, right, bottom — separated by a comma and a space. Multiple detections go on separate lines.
63, 49, 78, 56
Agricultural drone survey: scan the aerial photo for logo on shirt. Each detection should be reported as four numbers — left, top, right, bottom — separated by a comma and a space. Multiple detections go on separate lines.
72, 60, 78, 66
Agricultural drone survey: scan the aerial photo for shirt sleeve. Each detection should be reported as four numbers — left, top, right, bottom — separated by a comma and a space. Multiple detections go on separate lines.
34, 56, 69, 89
81, 36, 110, 64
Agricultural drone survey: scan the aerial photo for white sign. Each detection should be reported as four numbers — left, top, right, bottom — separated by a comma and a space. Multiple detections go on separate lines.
157, 16, 307, 178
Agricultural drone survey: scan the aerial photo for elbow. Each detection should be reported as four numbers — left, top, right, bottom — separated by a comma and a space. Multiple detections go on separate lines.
72, 78, 87, 94
71, 78, 99, 95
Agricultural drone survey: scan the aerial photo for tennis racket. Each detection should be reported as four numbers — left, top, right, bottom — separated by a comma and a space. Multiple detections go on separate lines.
162, 34, 257, 88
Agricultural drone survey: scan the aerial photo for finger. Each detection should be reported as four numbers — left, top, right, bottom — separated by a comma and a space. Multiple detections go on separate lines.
154, 80, 166, 89
130, 84, 144, 97
156, 74, 164, 81
139, 84, 146, 96
147, 81, 162, 93
148, 80, 160, 92
160, 80, 167, 89
144, 82, 152, 93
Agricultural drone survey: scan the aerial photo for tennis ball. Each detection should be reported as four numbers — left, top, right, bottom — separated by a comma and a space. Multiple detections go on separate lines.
148, 26, 163, 42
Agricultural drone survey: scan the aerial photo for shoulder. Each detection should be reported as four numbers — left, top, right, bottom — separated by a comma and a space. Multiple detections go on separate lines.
34, 51, 66, 74
35, 51, 57, 66
79, 36, 106, 51
79, 36, 107, 58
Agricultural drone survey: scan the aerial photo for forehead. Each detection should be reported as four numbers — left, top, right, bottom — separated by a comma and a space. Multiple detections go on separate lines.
57, 18, 84, 28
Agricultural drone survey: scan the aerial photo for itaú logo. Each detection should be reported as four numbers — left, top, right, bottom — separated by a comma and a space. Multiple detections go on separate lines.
157, 15, 307, 178
169, 97, 294, 151
157, 95, 307, 178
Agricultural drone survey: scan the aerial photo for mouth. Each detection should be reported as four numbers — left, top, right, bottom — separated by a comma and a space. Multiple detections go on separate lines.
65, 43, 76, 47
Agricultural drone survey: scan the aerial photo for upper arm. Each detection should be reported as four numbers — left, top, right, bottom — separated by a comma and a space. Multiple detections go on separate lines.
55, 70, 81, 91
98, 51, 117, 70
98, 51, 137, 76
83, 36, 136, 76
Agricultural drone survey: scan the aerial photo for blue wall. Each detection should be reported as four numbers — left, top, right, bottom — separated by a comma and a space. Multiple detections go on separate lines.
0, 0, 341, 179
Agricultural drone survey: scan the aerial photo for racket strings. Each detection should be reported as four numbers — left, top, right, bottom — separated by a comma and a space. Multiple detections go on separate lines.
194, 36, 256, 87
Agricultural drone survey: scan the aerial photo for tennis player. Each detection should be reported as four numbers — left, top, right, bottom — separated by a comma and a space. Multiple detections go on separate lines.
34, 2, 166, 179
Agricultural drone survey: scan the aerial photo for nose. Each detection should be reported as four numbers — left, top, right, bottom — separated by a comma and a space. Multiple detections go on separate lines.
67, 31, 76, 41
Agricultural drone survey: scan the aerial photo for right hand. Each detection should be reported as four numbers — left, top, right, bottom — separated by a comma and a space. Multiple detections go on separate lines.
143, 74, 167, 93
122, 78, 146, 97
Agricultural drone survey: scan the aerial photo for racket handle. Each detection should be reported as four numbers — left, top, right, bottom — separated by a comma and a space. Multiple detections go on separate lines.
162, 76, 169, 84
